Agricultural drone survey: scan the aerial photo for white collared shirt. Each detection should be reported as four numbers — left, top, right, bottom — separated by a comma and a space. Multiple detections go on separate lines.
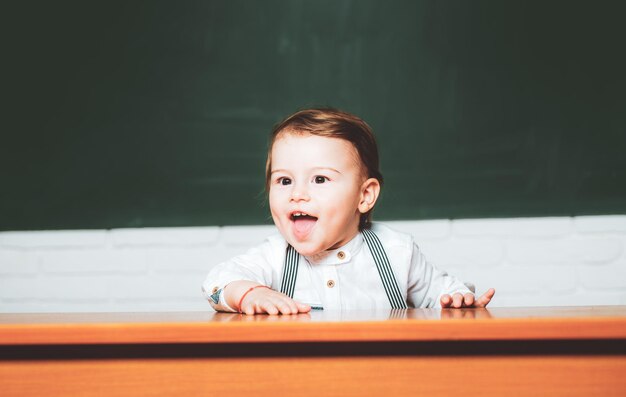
202, 223, 472, 311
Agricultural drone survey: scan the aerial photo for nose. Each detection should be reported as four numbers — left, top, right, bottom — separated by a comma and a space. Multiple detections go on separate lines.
290, 181, 310, 202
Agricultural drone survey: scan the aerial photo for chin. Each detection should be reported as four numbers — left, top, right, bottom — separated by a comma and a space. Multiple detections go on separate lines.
288, 240, 323, 257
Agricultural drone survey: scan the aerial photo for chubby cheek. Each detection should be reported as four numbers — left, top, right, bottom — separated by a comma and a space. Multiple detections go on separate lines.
329, 184, 360, 211
268, 195, 279, 221
268, 190, 286, 225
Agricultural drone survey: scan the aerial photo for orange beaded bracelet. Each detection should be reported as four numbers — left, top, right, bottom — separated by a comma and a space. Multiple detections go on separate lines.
237, 285, 270, 313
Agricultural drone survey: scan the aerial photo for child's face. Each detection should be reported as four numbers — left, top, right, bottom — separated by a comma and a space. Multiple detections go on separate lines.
269, 132, 371, 256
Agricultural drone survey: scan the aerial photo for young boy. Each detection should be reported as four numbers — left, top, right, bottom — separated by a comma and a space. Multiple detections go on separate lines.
203, 108, 495, 314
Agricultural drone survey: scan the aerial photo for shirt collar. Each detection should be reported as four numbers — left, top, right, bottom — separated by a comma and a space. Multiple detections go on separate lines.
305, 232, 364, 266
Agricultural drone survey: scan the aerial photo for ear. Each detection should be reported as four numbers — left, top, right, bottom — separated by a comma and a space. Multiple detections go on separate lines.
358, 178, 381, 214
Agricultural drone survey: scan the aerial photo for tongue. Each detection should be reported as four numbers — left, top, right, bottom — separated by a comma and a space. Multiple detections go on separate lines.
293, 217, 316, 239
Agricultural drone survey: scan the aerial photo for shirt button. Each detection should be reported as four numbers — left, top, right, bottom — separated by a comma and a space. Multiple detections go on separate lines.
337, 251, 346, 260
327, 280, 335, 288
211, 286, 219, 294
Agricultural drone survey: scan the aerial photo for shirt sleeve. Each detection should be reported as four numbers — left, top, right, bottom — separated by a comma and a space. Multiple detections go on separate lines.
201, 240, 278, 312
406, 243, 472, 308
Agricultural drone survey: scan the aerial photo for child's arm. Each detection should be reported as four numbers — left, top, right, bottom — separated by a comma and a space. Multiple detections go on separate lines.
407, 243, 496, 309
202, 238, 312, 314
224, 280, 311, 315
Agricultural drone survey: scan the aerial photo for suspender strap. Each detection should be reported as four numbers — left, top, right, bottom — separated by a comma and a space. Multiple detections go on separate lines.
280, 229, 407, 309
361, 228, 408, 309
280, 244, 299, 298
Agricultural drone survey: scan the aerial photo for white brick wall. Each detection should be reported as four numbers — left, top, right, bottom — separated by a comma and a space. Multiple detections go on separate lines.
1, 215, 625, 312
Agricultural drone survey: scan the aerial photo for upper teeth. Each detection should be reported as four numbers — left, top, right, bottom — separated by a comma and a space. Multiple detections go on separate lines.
293, 212, 307, 217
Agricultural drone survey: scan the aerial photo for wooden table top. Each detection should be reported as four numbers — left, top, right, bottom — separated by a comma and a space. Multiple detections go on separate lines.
1, 306, 625, 345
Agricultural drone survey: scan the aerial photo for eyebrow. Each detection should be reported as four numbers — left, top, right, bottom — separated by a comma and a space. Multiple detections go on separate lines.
314, 167, 342, 174
270, 167, 342, 175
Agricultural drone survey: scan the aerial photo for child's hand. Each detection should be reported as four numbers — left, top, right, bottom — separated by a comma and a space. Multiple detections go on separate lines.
225, 281, 311, 315
240, 287, 311, 315
440, 288, 495, 308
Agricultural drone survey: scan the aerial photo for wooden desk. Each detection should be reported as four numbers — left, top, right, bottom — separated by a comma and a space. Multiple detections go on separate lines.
1, 307, 625, 396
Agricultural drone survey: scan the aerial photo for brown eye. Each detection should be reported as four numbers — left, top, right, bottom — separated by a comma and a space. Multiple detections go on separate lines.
314, 176, 328, 184
280, 177, 292, 185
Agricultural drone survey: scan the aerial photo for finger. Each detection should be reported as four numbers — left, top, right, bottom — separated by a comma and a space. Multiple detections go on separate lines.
285, 298, 301, 314
475, 288, 496, 307
273, 298, 297, 315
295, 302, 311, 313
262, 291, 296, 314
259, 301, 279, 315
440, 294, 452, 307
463, 293, 475, 307
242, 302, 256, 316
241, 288, 272, 315
452, 293, 463, 308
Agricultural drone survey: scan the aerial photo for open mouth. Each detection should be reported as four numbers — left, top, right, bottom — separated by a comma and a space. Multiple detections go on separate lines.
290, 211, 318, 239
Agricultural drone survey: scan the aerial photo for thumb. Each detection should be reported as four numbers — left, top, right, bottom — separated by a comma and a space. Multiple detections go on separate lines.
476, 288, 496, 307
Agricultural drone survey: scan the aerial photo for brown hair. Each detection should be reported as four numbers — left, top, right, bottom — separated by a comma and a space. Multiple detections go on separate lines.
265, 108, 383, 228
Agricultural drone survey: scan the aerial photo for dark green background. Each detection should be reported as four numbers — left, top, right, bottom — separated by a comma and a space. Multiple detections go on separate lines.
2, 1, 625, 231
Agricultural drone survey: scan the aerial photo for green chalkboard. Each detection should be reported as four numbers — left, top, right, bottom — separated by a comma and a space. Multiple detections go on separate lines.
2, 0, 625, 231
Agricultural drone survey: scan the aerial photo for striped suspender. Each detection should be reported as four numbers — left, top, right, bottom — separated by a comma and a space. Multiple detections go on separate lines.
361, 228, 407, 309
279, 244, 299, 299
280, 229, 407, 309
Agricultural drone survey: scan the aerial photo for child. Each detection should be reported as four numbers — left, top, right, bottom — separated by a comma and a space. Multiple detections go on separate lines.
203, 108, 495, 314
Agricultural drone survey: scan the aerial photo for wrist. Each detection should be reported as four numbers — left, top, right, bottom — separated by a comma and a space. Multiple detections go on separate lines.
223, 280, 265, 311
